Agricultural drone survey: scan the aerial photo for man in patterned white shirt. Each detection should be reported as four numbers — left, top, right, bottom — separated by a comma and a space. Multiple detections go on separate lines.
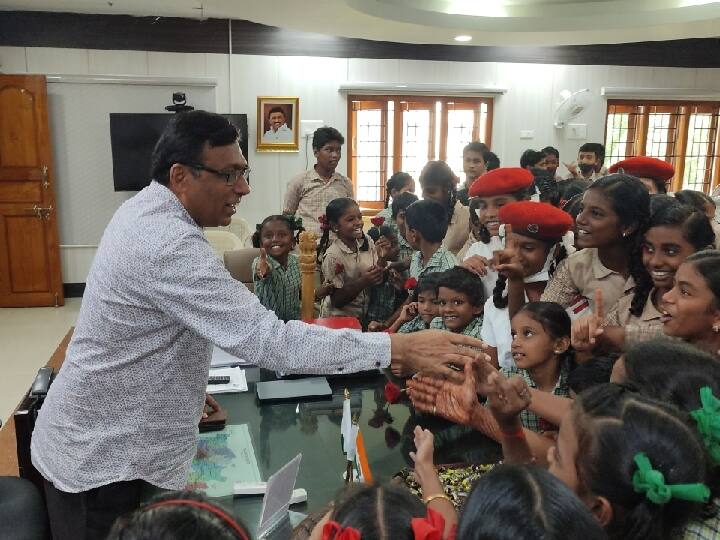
31, 111, 486, 540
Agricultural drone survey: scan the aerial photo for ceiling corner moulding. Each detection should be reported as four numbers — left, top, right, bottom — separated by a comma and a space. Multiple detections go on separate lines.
45, 74, 218, 87
601, 86, 720, 100
339, 82, 507, 95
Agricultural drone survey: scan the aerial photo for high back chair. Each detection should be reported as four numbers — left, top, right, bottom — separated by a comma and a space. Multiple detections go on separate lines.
204, 230, 244, 260
224, 248, 261, 292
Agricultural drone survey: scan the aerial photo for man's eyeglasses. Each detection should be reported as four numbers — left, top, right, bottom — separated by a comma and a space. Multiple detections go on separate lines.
183, 163, 251, 185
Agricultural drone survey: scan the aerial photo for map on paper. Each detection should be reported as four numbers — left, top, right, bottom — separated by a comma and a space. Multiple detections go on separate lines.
186, 424, 261, 497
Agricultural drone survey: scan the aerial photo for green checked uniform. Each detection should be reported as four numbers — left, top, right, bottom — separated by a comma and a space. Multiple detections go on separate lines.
251, 253, 301, 322
398, 235, 415, 269
498, 363, 571, 433
398, 315, 431, 334
367, 280, 398, 325
430, 315, 484, 339
677, 500, 720, 539
409, 246, 456, 280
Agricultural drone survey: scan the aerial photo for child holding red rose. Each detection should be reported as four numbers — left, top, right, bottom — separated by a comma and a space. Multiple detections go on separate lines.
387, 274, 441, 333
317, 197, 387, 327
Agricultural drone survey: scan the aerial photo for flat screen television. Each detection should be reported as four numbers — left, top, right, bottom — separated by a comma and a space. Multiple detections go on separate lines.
109, 113, 249, 191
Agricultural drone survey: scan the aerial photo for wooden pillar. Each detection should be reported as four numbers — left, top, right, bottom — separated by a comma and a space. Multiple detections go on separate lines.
299, 231, 317, 321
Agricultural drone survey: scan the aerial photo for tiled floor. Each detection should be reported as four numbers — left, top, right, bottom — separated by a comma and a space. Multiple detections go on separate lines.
0, 298, 82, 425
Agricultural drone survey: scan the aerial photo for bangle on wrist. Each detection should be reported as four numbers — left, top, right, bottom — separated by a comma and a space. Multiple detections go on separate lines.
423, 493, 452, 505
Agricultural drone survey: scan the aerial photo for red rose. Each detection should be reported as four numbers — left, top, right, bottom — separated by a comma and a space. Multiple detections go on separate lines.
335, 262, 345, 275
370, 216, 385, 227
384, 381, 403, 404
403, 277, 418, 290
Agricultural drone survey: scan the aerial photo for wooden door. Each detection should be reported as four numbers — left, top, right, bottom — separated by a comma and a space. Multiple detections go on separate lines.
0, 75, 63, 307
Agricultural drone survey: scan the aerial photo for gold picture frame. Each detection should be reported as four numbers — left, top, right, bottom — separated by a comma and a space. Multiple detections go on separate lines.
256, 96, 300, 152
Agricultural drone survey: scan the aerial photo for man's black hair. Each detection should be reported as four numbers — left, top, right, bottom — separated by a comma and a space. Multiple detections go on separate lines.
541, 146, 560, 159
463, 141, 490, 155
312, 126, 344, 151
267, 106, 285, 117
520, 149, 543, 169
151, 110, 239, 186
578, 142, 605, 163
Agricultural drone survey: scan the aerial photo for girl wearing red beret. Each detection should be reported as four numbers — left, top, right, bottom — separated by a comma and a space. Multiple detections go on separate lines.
462, 168, 534, 301
482, 201, 574, 370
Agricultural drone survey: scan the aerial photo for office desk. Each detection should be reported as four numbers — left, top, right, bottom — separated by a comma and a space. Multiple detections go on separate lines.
214, 368, 501, 535
0, 330, 501, 537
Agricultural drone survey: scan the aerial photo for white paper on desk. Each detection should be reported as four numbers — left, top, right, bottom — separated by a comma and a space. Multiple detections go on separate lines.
206, 367, 248, 394
211, 346, 254, 368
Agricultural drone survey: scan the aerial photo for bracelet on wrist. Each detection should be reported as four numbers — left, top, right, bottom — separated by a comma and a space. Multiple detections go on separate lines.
423, 493, 452, 505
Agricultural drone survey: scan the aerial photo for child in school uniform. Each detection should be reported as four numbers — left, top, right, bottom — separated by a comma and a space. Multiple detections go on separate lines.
388, 274, 441, 333
482, 201, 574, 369
366, 224, 403, 326
373, 172, 415, 236
317, 197, 386, 327
572, 199, 715, 353
405, 200, 457, 280
463, 167, 534, 301
251, 214, 304, 321
419, 161, 470, 256
429, 267, 485, 339
541, 174, 650, 317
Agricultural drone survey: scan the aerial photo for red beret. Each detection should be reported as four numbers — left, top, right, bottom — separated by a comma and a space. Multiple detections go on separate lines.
608, 157, 674, 181
468, 167, 534, 198
499, 201, 574, 240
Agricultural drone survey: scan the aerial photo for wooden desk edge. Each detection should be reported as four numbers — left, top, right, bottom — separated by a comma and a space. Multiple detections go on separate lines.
0, 328, 74, 476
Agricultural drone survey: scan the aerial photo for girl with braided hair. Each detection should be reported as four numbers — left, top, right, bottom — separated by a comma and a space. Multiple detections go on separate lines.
419, 161, 470, 257
483, 201, 574, 369
572, 199, 714, 353
541, 174, 650, 318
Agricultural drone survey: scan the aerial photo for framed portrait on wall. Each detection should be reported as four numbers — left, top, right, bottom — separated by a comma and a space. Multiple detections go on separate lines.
256, 96, 299, 152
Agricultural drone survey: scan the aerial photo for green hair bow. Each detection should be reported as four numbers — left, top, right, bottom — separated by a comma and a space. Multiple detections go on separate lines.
691, 386, 720, 465
632, 452, 710, 505
283, 213, 303, 231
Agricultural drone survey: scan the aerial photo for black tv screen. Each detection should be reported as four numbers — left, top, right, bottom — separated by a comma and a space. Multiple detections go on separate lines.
110, 113, 249, 191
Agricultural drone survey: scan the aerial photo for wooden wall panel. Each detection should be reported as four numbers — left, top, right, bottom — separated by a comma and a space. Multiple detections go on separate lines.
1, 11, 720, 68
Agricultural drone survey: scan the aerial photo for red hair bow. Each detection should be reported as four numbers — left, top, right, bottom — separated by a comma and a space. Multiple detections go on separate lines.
411, 507, 446, 540
318, 214, 330, 231
322, 521, 361, 540
370, 216, 385, 227
404, 277, 418, 290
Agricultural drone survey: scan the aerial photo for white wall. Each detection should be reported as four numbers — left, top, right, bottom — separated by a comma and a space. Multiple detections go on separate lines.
2, 45, 720, 282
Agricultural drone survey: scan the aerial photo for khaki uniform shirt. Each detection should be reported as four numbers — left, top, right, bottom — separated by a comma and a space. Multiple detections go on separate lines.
320, 236, 378, 320
284, 170, 354, 235
443, 201, 471, 256
604, 288, 664, 345
541, 248, 634, 315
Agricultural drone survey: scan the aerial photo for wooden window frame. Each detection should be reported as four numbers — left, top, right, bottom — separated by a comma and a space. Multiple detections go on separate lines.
604, 99, 720, 193
348, 95, 493, 210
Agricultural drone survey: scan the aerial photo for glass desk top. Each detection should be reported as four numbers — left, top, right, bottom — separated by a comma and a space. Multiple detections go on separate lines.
208, 368, 501, 538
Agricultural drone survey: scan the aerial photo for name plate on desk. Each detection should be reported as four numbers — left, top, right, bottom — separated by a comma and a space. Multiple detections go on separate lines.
256, 377, 332, 402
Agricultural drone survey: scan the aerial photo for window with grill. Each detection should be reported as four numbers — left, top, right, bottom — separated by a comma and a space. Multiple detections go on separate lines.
348, 95, 493, 209
605, 100, 720, 193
